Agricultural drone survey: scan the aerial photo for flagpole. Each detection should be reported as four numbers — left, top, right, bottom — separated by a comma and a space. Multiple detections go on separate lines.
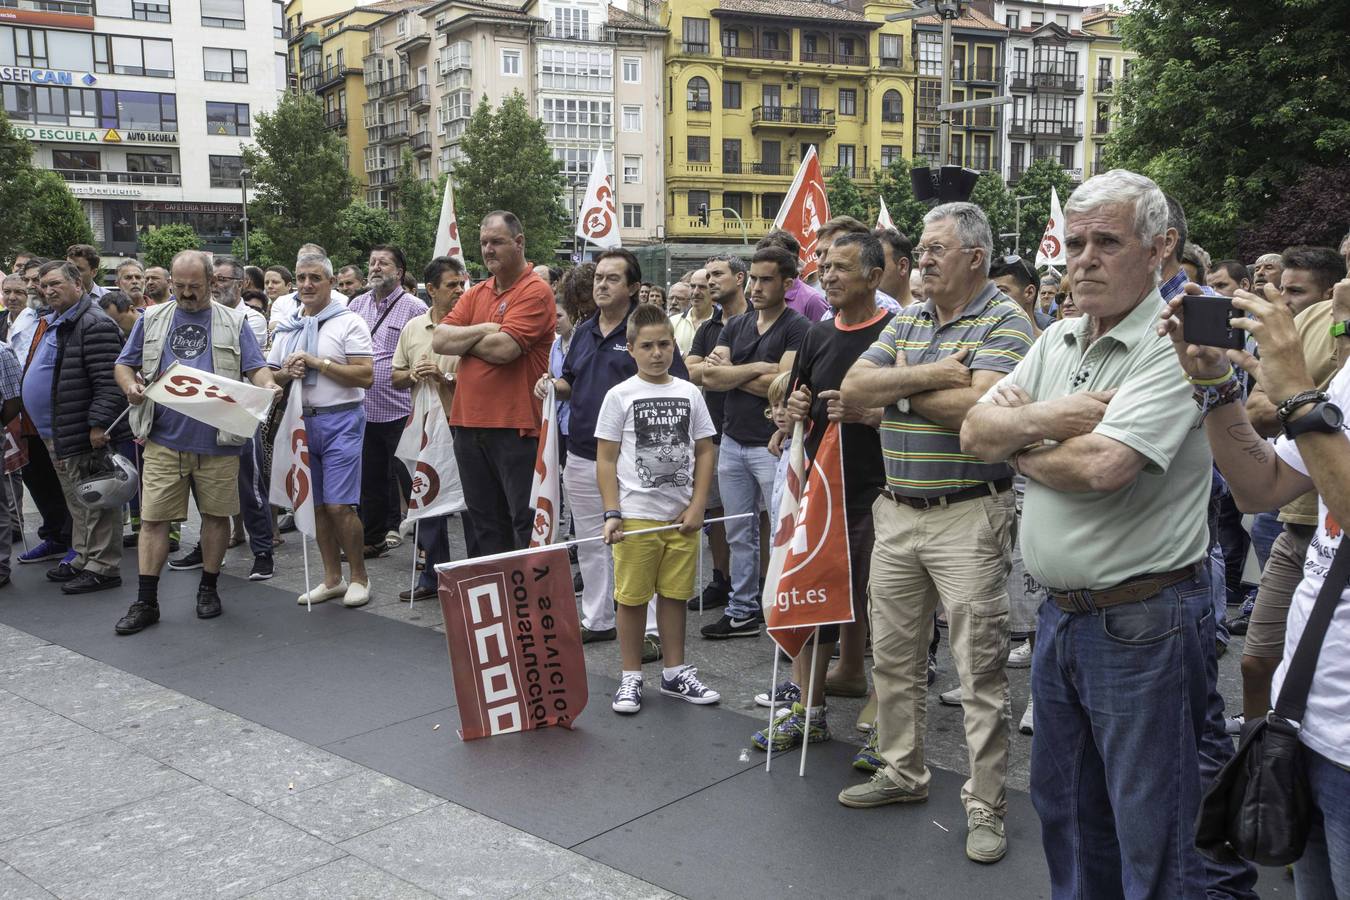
799, 627, 821, 777
409, 520, 419, 608
764, 645, 780, 773
696, 526, 704, 614
5, 471, 25, 555
301, 534, 312, 612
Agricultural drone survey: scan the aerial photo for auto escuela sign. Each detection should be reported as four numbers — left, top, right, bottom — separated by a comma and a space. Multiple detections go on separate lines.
10, 124, 177, 146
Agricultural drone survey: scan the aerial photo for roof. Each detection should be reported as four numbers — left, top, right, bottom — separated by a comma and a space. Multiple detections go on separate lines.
1012, 21, 1091, 40
1083, 9, 1124, 25
435, 0, 541, 25
607, 5, 664, 32
713, 0, 870, 26
913, 5, 1008, 32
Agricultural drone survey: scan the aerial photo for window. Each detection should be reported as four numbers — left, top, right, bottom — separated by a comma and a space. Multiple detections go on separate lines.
1030, 12, 1042, 25
1055, 13, 1069, 27
621, 104, 641, 131
882, 89, 903, 122
917, 32, 942, 76
971, 136, 991, 170
99, 89, 176, 130
201, 0, 245, 29
722, 138, 741, 171
948, 133, 963, 166
837, 144, 855, 175
723, 80, 741, 109
554, 147, 609, 182
540, 49, 612, 91
1006, 11, 1019, 29
622, 204, 642, 229
1010, 142, 1025, 174
204, 47, 248, 82
1013, 48, 1028, 79
126, 153, 171, 174
681, 17, 709, 53
396, 13, 408, 35
761, 193, 783, 220
621, 57, 640, 83
686, 76, 710, 111
98, 0, 172, 22
622, 155, 641, 183
209, 154, 243, 188
1060, 144, 1074, 169
880, 145, 902, 167
539, 98, 611, 141
880, 34, 901, 67
838, 88, 856, 116
917, 80, 939, 121
501, 48, 520, 76
688, 190, 709, 217
761, 140, 780, 169
917, 126, 940, 165
1065, 50, 1079, 76
553, 7, 589, 39
838, 36, 856, 60
723, 192, 744, 218
53, 148, 99, 172
1012, 94, 1026, 127
275, 52, 287, 89
687, 136, 710, 162
273, 1, 284, 37
720, 28, 738, 53
206, 101, 250, 136
761, 84, 780, 108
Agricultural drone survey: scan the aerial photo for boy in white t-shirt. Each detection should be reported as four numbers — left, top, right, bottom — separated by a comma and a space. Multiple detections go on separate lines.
595, 305, 720, 714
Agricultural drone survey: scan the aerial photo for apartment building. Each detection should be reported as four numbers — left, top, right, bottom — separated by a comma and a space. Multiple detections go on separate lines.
911, 4, 1006, 175
1082, 5, 1134, 179
1, 0, 284, 259
663, 0, 916, 244
360, 2, 436, 208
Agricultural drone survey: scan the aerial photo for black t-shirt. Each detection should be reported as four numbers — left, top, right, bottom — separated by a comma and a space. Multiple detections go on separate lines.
716, 307, 810, 447
689, 309, 725, 443
789, 309, 892, 510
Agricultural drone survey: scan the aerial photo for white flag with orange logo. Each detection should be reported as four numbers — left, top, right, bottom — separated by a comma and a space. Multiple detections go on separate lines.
773, 146, 830, 280
575, 150, 621, 250
395, 384, 465, 523
433, 177, 465, 265
269, 384, 315, 538
144, 361, 274, 439
527, 381, 560, 548
877, 196, 895, 230
762, 421, 854, 658
1035, 186, 1067, 268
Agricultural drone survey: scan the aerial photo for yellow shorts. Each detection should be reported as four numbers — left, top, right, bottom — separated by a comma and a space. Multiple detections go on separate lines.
612, 519, 698, 606
140, 440, 241, 522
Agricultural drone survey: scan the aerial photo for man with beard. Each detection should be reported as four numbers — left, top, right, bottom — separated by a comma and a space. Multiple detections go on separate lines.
143, 267, 170, 305
349, 245, 427, 556
115, 259, 147, 309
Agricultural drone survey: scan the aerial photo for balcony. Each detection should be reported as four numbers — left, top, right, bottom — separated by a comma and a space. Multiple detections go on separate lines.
687, 100, 712, 112
441, 67, 471, 90
324, 110, 347, 132
301, 64, 356, 93
367, 120, 409, 143
543, 22, 607, 41
438, 55, 471, 78
1030, 71, 1084, 92
1008, 119, 1084, 139
681, 42, 710, 55
952, 109, 1001, 129
799, 49, 868, 66
1095, 76, 1114, 93
411, 130, 432, 156
961, 156, 1000, 174
409, 83, 430, 111
721, 161, 793, 176
1093, 119, 1110, 135
721, 45, 791, 62
681, 216, 775, 236
381, 74, 410, 97
56, 169, 181, 185
750, 105, 835, 129
821, 165, 862, 179
368, 167, 399, 187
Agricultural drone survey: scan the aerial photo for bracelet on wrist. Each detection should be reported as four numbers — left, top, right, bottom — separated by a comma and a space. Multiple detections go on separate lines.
1192, 377, 1244, 414
603, 510, 623, 522
1185, 367, 1236, 386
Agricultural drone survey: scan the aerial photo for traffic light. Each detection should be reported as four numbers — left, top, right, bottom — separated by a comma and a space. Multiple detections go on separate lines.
698, 202, 709, 226
911, 165, 980, 204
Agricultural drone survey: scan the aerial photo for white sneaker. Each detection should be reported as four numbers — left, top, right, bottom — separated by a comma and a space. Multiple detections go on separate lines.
1020, 699, 1034, 735
385, 529, 403, 548
939, 687, 963, 707
1007, 641, 1033, 669
398, 517, 415, 537
1225, 714, 1244, 736
343, 581, 371, 608
298, 581, 347, 605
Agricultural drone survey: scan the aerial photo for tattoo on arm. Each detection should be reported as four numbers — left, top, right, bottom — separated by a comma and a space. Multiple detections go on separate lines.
1226, 421, 1272, 464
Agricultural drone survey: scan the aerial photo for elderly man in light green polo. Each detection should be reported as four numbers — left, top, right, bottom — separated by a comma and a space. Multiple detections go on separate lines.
961, 169, 1256, 899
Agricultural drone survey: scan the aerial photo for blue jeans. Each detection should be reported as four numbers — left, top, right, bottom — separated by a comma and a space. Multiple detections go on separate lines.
717, 435, 777, 620
414, 514, 452, 592
1031, 568, 1256, 899
1251, 510, 1283, 572
1295, 748, 1350, 899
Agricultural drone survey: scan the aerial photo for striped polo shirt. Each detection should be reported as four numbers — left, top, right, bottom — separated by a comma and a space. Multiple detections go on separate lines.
859, 282, 1035, 498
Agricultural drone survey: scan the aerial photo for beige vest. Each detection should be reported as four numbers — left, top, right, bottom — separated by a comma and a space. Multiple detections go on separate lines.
129, 300, 250, 447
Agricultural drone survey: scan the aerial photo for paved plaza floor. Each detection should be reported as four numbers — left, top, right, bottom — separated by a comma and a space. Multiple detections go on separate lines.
0, 510, 1292, 899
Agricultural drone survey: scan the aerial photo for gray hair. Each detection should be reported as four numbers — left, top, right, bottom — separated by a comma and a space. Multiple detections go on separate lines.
1065, 169, 1168, 248
1181, 241, 1210, 275
38, 259, 83, 286
212, 254, 244, 280
2, 273, 25, 286
295, 252, 334, 279
1255, 252, 1282, 266
170, 249, 213, 282
923, 202, 993, 276
115, 258, 144, 275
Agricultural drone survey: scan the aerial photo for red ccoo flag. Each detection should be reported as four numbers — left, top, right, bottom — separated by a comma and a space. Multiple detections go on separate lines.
772, 146, 830, 281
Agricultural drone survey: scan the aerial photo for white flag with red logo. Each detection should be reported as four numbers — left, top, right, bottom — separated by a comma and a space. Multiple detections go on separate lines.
3, 418, 26, 473
773, 146, 830, 281
433, 177, 465, 265
1035, 186, 1067, 268
575, 150, 621, 250
269, 384, 315, 538
762, 421, 854, 658
395, 384, 466, 523
877, 196, 895, 231
143, 361, 274, 439
527, 381, 560, 547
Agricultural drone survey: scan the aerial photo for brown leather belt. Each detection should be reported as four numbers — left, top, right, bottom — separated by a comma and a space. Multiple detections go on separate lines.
885, 478, 1012, 511
1048, 563, 1201, 613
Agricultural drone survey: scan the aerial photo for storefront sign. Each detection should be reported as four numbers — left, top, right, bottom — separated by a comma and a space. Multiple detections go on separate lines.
69, 184, 143, 198
0, 66, 91, 85
134, 201, 239, 214
0, 10, 95, 30
10, 124, 177, 146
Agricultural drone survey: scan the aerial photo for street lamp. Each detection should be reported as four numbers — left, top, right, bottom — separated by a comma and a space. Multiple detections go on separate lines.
239, 166, 251, 264
1013, 194, 1034, 254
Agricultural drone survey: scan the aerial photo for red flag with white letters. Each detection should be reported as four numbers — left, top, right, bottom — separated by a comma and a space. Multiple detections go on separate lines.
761, 421, 854, 658
773, 146, 830, 281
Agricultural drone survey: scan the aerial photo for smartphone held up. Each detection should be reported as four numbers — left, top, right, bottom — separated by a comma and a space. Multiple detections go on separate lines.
1181, 293, 1246, 350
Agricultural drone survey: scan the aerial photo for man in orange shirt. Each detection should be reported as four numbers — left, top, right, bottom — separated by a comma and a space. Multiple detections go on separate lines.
433, 210, 555, 556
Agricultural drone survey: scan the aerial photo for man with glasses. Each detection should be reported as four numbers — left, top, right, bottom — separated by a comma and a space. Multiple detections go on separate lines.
838, 203, 1032, 865
113, 250, 277, 634
990, 255, 1052, 333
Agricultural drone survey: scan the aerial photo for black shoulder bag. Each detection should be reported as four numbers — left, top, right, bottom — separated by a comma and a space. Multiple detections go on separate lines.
1195, 536, 1349, 866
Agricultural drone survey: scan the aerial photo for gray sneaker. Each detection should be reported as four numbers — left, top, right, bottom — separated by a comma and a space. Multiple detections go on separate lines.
965, 807, 1007, 863
837, 768, 928, 809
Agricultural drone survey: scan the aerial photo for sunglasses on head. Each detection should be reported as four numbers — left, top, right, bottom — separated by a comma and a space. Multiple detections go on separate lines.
997, 255, 1037, 283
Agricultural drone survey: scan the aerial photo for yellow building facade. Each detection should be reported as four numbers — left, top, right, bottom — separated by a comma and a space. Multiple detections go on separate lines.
661, 0, 917, 243
1083, 7, 1135, 179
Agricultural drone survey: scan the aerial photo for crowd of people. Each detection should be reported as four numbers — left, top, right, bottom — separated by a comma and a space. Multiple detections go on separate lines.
3, 168, 1348, 898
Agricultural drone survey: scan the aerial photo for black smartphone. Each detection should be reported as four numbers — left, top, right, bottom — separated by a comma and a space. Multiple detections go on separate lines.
1182, 294, 1245, 350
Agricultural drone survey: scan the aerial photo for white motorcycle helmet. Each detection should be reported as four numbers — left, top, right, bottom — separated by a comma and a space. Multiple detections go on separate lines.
74, 451, 139, 511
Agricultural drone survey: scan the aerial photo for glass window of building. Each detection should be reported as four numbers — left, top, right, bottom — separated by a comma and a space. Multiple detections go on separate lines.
209, 154, 243, 188
206, 101, 250, 136
201, 0, 245, 29
204, 47, 248, 82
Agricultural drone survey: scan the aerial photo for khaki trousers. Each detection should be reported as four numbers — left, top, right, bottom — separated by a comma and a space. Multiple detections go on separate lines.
869, 489, 1014, 816
49, 442, 123, 576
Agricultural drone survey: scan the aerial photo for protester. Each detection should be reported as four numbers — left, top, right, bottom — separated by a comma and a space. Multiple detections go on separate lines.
549, 301, 573, 462
671, 273, 712, 356
815, 218, 902, 315
111, 250, 278, 635
242, 289, 268, 318
23, 260, 128, 592
143, 266, 170, 305
990, 255, 1051, 333
0, 339, 19, 582
114, 259, 146, 309
3, 274, 36, 355
1056, 288, 1080, 318
1206, 259, 1251, 297
20, 257, 46, 308
270, 252, 375, 607
267, 245, 349, 329
335, 265, 365, 301
1037, 273, 1059, 315
98, 291, 139, 339
596, 303, 719, 714
65, 244, 107, 298
667, 280, 692, 317
532, 264, 562, 288
873, 226, 915, 310
243, 266, 265, 295
11, 250, 34, 275
264, 266, 293, 306
646, 284, 666, 309
837, 203, 1028, 866
699, 248, 809, 639
758, 230, 829, 321
434, 211, 554, 557
1180, 241, 1210, 285
1252, 252, 1283, 290
961, 170, 1253, 893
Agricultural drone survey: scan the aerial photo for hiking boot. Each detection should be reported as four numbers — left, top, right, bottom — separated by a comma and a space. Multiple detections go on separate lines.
852, 729, 883, 772
612, 673, 643, 714
169, 545, 204, 570
752, 702, 830, 752
837, 768, 928, 809
196, 585, 222, 619
115, 601, 160, 635
966, 807, 1007, 864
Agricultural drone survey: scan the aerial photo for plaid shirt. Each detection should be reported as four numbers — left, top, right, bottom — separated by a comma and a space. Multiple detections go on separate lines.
349, 285, 429, 423
0, 343, 20, 401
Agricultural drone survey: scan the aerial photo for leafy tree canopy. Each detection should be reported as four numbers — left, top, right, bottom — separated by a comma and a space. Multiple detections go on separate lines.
873, 157, 931, 244
141, 223, 201, 270
23, 169, 94, 261
826, 169, 869, 223
1007, 159, 1076, 260
392, 150, 442, 281
337, 201, 395, 271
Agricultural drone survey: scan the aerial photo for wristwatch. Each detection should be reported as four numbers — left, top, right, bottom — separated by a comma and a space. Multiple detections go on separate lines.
603, 510, 623, 522
1282, 401, 1344, 440
1330, 320, 1350, 338
1276, 389, 1329, 422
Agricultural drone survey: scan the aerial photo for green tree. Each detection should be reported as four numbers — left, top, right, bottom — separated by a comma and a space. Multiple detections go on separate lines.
826, 169, 868, 223
22, 169, 94, 260
232, 228, 280, 269
970, 172, 1015, 254
392, 149, 441, 279
873, 157, 931, 243
1009, 159, 1076, 260
242, 91, 357, 267
140, 222, 201, 270
453, 91, 568, 265
0, 108, 36, 264
1107, 0, 1350, 258
336, 201, 395, 270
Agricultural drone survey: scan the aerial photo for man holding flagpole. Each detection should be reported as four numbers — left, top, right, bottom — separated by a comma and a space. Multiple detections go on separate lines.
112, 250, 279, 636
